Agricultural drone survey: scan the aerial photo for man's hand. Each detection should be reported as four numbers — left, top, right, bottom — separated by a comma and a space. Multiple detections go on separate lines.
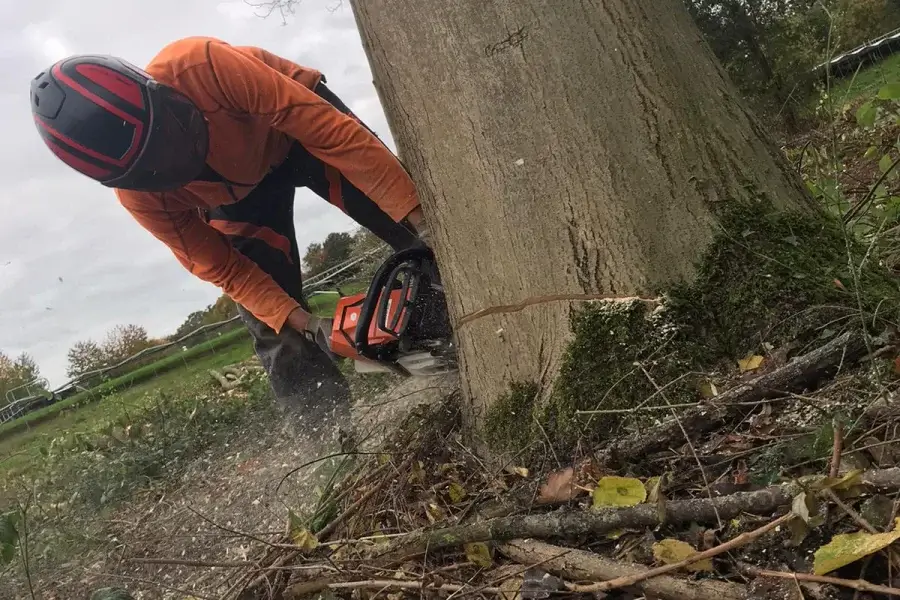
287, 307, 336, 359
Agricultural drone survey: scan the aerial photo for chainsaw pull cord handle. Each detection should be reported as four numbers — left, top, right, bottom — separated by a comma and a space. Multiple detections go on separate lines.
354, 246, 434, 358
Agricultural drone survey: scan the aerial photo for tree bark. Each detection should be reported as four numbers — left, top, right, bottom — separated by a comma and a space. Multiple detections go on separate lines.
350, 0, 816, 434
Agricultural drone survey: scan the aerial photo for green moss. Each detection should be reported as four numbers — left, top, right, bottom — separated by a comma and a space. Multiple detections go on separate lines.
483, 381, 539, 456
483, 200, 900, 462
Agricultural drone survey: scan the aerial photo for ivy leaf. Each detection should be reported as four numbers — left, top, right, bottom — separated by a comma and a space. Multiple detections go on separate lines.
592, 476, 646, 508
864, 145, 880, 160
814, 517, 900, 575
287, 509, 319, 550
878, 83, 900, 100
880, 153, 895, 174
464, 542, 493, 568
652, 538, 714, 572
857, 101, 877, 128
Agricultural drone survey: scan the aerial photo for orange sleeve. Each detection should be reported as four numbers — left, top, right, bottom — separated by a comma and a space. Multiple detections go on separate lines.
233, 46, 323, 89
203, 40, 420, 222
115, 190, 301, 333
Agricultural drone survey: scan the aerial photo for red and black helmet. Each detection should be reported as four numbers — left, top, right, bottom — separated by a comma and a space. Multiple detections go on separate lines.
30, 55, 209, 192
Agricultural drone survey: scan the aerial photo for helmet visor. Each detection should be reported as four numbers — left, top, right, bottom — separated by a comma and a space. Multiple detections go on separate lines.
105, 84, 208, 192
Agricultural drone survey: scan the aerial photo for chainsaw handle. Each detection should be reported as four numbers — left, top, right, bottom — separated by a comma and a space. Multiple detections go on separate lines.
354, 246, 434, 359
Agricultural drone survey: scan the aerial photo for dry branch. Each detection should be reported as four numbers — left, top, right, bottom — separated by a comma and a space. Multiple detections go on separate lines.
744, 566, 900, 598
500, 539, 746, 600
568, 512, 795, 593
209, 369, 242, 391
375, 467, 900, 560
596, 331, 868, 466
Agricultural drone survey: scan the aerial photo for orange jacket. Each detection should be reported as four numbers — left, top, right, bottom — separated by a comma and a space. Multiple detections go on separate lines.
115, 37, 420, 334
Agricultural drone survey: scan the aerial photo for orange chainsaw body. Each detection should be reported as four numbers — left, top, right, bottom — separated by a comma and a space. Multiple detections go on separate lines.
329, 288, 411, 362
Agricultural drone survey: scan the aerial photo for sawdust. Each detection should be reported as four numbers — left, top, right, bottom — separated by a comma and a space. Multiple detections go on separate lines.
11, 372, 458, 600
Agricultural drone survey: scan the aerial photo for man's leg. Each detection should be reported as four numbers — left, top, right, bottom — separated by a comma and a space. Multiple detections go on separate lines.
206, 176, 351, 443
279, 81, 420, 251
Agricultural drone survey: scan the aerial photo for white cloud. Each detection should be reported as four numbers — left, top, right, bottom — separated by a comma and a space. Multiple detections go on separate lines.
1, 0, 395, 385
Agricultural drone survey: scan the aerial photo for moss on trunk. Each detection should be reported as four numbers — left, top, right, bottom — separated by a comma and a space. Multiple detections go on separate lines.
483, 201, 900, 461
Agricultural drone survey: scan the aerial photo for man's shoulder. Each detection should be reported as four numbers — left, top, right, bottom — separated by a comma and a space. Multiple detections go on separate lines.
145, 37, 234, 82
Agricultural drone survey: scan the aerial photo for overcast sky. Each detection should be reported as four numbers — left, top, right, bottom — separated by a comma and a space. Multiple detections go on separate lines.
0, 0, 393, 386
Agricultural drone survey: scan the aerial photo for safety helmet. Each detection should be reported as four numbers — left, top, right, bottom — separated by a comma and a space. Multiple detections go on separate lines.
30, 55, 209, 191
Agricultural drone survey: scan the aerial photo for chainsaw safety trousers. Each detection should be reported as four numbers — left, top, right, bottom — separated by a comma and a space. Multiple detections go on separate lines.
206, 80, 416, 439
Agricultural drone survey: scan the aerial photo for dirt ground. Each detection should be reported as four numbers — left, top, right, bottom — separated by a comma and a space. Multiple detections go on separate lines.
6, 373, 458, 600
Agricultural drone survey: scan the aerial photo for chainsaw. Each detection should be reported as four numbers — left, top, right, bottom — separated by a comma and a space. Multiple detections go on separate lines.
328, 245, 458, 377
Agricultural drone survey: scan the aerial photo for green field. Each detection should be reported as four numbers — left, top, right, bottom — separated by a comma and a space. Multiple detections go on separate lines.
816, 52, 900, 112
0, 336, 255, 476
0, 285, 368, 477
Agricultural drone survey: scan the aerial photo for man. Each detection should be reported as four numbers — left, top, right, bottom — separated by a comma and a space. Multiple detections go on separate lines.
29, 36, 427, 441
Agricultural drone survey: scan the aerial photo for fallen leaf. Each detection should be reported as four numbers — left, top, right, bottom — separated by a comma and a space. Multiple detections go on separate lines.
592, 476, 647, 508
499, 576, 523, 600
699, 380, 718, 398
834, 278, 846, 291
464, 542, 493, 568
738, 354, 765, 373
287, 510, 319, 550
537, 466, 579, 504
0, 511, 20, 565
813, 517, 900, 575
652, 538, 713, 572
506, 466, 529, 478
425, 502, 445, 523
792, 492, 812, 523
645, 476, 663, 503
894, 356, 900, 375
448, 482, 467, 503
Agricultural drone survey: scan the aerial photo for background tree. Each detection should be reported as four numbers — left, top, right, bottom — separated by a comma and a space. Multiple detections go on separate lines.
101, 324, 151, 365
302, 231, 355, 277
66, 340, 107, 378
0, 352, 45, 405
351, 0, 816, 437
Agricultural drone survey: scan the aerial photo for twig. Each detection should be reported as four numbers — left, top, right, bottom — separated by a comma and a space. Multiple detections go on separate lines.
97, 572, 218, 600
639, 364, 722, 529
240, 453, 417, 597
829, 418, 843, 479
287, 578, 502, 597
501, 539, 745, 600
752, 568, 900, 598
567, 512, 795, 593
127, 557, 338, 570
597, 331, 868, 466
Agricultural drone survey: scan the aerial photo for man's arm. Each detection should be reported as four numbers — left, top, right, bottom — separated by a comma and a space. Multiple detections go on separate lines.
200, 40, 420, 224
116, 190, 303, 334
233, 45, 324, 90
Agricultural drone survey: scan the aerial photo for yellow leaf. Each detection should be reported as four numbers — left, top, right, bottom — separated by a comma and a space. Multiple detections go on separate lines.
507, 466, 529, 478
645, 476, 663, 503
605, 528, 627, 540
738, 354, 764, 373
592, 476, 646, 508
814, 518, 900, 575
464, 542, 492, 568
652, 538, 713, 572
448, 482, 467, 503
291, 527, 319, 550
699, 381, 718, 398
499, 576, 523, 600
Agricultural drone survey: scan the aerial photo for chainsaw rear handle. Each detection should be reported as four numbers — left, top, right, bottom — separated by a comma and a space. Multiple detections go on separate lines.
354, 246, 434, 360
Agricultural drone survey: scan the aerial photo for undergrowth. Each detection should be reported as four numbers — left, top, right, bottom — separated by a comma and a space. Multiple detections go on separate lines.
0, 365, 275, 583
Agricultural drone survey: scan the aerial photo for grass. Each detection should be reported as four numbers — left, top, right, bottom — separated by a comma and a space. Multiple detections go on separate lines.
815, 52, 900, 112
0, 338, 255, 479
0, 280, 370, 471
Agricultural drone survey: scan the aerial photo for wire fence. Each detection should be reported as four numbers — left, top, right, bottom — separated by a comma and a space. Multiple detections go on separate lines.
0, 243, 390, 426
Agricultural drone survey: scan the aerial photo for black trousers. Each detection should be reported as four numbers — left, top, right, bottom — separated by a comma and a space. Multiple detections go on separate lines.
207, 81, 416, 436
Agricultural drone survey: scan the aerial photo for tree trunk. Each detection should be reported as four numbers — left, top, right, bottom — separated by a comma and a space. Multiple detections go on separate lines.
350, 0, 815, 436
